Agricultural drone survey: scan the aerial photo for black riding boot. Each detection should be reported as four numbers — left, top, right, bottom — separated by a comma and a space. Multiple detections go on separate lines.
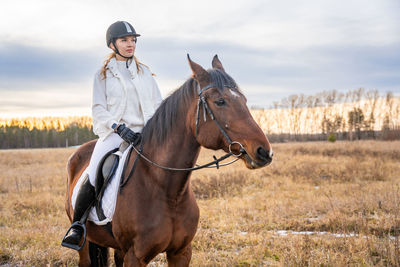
62, 175, 95, 249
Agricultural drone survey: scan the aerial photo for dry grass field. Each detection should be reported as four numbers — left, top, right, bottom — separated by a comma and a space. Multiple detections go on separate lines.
0, 140, 400, 266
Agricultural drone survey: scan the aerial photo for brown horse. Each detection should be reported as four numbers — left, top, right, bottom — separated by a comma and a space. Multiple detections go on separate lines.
65, 55, 273, 266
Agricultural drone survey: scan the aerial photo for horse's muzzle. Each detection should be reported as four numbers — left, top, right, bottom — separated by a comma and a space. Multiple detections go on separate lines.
242, 146, 273, 169
255, 146, 273, 167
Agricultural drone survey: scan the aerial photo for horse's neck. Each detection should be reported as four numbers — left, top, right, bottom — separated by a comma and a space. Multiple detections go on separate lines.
142, 124, 200, 200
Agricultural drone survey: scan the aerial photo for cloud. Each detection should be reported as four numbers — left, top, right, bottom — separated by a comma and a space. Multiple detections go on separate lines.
1, 0, 400, 117
0, 83, 92, 118
0, 43, 101, 86
1, 36, 399, 113
141, 37, 400, 94
2, 0, 399, 51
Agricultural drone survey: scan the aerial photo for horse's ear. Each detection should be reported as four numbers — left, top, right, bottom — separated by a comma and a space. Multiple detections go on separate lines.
187, 54, 210, 85
212, 55, 225, 72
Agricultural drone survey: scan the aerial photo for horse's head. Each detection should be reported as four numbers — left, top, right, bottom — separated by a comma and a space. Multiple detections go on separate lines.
187, 55, 273, 169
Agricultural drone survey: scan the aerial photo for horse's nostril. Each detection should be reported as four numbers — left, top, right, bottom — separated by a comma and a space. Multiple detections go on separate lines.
257, 147, 271, 160
256, 146, 273, 166
257, 147, 266, 158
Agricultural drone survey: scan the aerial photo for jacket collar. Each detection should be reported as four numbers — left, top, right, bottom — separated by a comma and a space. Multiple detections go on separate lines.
107, 57, 138, 79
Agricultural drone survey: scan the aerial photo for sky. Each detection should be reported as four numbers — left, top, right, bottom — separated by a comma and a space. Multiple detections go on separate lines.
0, 0, 399, 118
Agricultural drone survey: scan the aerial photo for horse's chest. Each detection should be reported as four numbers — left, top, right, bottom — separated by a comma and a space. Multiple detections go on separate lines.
115, 195, 199, 253
160, 201, 199, 235
165, 204, 200, 249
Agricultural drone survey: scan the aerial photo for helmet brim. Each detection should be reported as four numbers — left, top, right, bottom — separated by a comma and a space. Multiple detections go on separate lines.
117, 33, 141, 38
107, 33, 141, 47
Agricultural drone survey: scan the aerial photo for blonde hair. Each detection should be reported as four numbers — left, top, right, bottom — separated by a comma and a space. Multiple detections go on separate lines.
100, 53, 147, 79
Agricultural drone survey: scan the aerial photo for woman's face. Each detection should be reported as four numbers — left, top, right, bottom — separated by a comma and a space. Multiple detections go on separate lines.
112, 36, 136, 60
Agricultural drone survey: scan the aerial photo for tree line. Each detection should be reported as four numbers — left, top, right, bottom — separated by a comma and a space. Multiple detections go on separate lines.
0, 116, 97, 149
1, 88, 399, 149
251, 88, 400, 142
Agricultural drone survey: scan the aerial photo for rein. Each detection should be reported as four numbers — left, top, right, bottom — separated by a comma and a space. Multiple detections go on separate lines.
120, 82, 247, 187
132, 145, 240, 171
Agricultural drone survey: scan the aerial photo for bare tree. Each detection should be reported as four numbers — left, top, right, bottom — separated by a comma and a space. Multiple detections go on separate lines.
364, 90, 379, 137
385, 92, 394, 129
348, 108, 365, 140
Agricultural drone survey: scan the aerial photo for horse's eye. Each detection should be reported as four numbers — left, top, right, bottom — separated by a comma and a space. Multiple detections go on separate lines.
215, 98, 226, 106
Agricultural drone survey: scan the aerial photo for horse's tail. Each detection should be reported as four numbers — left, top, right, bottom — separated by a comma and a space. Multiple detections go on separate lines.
89, 242, 109, 267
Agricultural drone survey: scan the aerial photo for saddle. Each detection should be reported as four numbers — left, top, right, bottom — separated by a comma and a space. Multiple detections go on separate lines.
94, 141, 131, 221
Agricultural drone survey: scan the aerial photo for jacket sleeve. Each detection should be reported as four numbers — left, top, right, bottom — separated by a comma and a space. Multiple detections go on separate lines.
92, 71, 118, 129
150, 75, 163, 110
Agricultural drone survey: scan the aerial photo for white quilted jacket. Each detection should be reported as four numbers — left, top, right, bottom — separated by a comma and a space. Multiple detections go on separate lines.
92, 57, 162, 140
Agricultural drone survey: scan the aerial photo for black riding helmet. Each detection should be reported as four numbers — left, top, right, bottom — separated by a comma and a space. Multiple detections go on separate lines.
106, 21, 140, 61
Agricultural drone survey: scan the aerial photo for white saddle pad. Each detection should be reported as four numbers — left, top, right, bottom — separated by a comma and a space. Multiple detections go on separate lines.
71, 144, 132, 225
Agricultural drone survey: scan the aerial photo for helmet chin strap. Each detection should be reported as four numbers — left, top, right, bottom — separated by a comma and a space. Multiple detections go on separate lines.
112, 40, 133, 68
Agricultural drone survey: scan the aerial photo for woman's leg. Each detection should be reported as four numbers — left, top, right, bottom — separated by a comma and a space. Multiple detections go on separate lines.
87, 133, 123, 185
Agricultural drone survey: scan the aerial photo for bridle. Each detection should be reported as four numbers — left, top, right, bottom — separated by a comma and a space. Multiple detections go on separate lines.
195, 82, 246, 156
120, 82, 248, 187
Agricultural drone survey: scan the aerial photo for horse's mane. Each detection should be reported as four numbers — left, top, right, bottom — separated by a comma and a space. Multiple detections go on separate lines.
141, 69, 240, 146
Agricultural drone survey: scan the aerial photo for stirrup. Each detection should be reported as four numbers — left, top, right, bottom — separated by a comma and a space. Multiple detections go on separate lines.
61, 221, 87, 251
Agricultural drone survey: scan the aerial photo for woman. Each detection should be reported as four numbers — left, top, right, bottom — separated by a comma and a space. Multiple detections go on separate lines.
62, 21, 163, 249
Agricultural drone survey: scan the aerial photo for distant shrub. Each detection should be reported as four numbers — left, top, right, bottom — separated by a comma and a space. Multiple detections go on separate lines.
328, 133, 337, 142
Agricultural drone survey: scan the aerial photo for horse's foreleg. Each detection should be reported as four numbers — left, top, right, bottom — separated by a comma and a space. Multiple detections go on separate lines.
114, 249, 124, 267
78, 241, 91, 267
124, 247, 146, 267
166, 244, 192, 267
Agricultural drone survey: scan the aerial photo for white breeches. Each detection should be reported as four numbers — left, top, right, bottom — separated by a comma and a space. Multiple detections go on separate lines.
87, 133, 123, 186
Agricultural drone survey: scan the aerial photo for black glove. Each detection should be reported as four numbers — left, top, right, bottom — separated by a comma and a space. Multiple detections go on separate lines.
116, 124, 142, 146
